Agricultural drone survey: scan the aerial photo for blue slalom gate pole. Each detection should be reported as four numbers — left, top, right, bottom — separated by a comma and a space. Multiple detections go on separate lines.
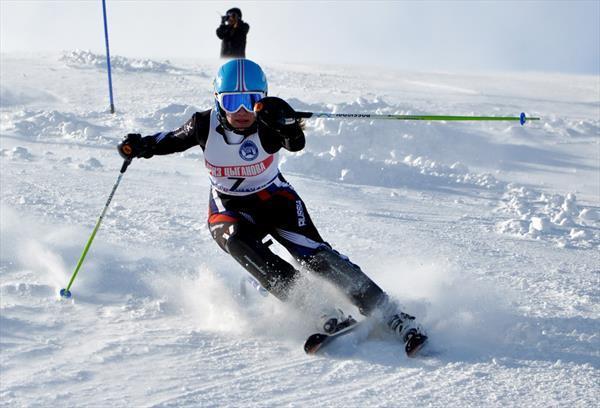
102, 0, 115, 114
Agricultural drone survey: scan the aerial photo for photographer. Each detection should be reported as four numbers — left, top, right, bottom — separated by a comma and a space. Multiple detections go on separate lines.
216, 8, 249, 58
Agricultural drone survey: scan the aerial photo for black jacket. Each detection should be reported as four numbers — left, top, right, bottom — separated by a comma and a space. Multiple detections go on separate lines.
216, 21, 249, 58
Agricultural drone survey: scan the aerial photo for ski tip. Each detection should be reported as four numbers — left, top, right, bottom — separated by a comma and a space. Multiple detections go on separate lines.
59, 288, 72, 299
305, 344, 321, 355
405, 334, 428, 358
304, 333, 327, 354
519, 112, 526, 126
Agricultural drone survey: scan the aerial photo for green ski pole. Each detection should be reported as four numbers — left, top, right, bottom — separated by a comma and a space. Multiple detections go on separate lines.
295, 111, 539, 125
60, 158, 132, 298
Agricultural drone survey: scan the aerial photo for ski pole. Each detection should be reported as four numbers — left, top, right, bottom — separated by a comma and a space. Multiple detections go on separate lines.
60, 158, 132, 298
295, 111, 539, 126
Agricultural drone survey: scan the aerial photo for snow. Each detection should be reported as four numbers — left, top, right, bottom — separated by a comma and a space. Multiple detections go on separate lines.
60, 49, 191, 75
1, 51, 599, 407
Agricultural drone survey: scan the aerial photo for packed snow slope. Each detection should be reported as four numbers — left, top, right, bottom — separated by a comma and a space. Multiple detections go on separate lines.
1, 51, 599, 407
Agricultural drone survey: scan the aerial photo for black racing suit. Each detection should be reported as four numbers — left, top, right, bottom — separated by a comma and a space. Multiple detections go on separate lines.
139, 110, 387, 315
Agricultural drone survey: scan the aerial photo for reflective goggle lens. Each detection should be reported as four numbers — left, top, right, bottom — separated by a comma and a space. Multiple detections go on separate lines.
218, 92, 264, 113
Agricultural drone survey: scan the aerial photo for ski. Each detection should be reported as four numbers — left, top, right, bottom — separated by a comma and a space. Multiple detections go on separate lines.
304, 321, 430, 357
304, 319, 363, 355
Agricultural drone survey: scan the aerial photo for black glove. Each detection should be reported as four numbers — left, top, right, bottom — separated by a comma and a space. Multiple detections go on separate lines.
221, 15, 228, 24
254, 97, 305, 154
117, 133, 155, 159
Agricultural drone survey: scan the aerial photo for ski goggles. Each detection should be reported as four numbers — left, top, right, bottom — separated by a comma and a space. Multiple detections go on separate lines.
216, 92, 265, 114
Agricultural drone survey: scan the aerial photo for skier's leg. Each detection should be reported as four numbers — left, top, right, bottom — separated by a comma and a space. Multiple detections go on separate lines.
302, 246, 387, 315
258, 180, 425, 341
255, 178, 388, 315
208, 211, 300, 301
306, 248, 426, 345
226, 229, 299, 301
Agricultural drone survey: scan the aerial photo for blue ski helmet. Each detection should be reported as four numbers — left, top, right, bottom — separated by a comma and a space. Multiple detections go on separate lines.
214, 59, 267, 122
214, 58, 267, 95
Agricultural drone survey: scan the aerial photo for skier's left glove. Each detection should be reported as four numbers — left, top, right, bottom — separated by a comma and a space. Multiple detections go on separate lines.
254, 97, 305, 154
117, 133, 155, 159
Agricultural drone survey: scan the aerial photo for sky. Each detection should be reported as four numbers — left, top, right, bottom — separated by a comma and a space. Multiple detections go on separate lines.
1, 0, 599, 75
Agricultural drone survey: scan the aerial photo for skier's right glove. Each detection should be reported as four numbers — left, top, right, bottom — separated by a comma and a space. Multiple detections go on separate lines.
254, 97, 306, 154
117, 133, 155, 159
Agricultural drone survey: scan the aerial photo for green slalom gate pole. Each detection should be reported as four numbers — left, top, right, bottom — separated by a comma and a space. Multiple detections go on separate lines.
60, 158, 132, 298
295, 111, 540, 125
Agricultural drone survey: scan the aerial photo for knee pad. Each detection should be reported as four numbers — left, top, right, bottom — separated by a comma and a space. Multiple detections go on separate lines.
208, 214, 239, 252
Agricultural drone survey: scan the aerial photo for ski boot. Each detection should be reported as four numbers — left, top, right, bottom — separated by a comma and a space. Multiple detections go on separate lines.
386, 312, 428, 357
320, 308, 357, 334
304, 309, 360, 354
373, 296, 428, 357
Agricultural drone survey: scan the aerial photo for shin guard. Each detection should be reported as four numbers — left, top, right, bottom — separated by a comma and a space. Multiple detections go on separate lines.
306, 248, 385, 315
226, 234, 299, 301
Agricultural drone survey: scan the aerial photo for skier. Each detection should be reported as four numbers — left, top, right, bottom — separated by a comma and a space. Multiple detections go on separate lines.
118, 58, 427, 355
216, 7, 249, 58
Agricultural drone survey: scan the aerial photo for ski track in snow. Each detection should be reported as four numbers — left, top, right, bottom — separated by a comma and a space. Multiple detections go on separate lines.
1, 51, 599, 407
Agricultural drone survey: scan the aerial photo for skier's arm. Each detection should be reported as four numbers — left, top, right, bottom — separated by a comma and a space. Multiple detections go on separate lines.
118, 110, 211, 159
254, 97, 305, 154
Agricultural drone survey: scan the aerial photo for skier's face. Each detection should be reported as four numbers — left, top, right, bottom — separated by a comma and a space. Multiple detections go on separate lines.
226, 107, 256, 129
